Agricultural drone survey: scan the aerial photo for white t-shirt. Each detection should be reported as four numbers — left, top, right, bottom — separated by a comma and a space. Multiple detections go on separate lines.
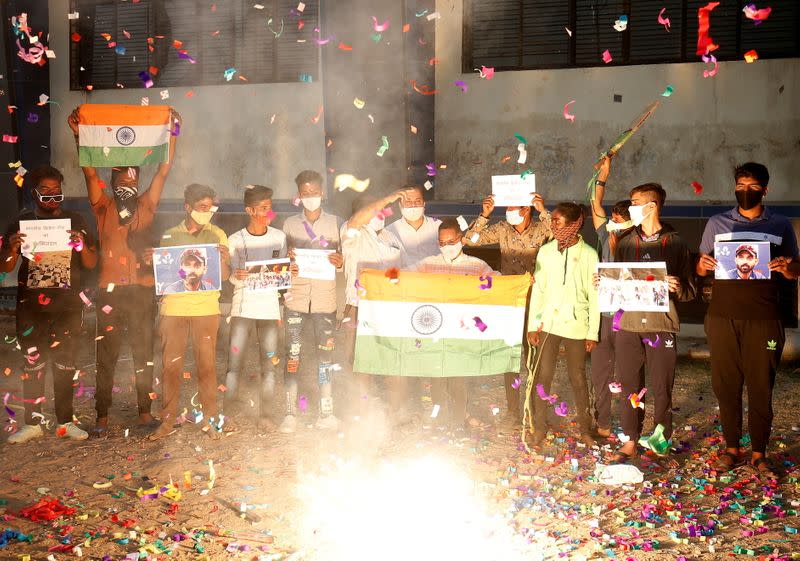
228, 227, 287, 319
386, 215, 442, 269
341, 222, 402, 306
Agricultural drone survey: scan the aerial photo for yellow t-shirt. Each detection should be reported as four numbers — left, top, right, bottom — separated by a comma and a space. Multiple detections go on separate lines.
159, 221, 228, 317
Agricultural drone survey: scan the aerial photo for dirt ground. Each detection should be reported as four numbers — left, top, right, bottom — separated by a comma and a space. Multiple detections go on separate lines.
0, 312, 799, 561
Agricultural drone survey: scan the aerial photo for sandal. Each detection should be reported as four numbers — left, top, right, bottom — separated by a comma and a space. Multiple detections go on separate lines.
609, 449, 637, 464
712, 451, 740, 472
751, 457, 779, 479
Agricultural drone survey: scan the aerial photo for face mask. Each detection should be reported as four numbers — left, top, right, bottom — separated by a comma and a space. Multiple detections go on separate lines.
628, 203, 652, 227
506, 209, 524, 226
606, 219, 633, 232
367, 217, 385, 232
735, 189, 764, 211
401, 206, 424, 222
301, 196, 322, 212
440, 242, 463, 261
191, 210, 214, 226
112, 183, 139, 225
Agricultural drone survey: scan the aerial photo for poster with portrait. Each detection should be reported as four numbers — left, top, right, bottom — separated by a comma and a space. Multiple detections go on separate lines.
20, 219, 73, 289
714, 241, 771, 280
244, 258, 292, 292
597, 262, 669, 313
153, 244, 222, 296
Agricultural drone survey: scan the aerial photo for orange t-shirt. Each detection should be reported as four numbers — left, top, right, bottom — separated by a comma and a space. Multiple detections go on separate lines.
91, 192, 156, 287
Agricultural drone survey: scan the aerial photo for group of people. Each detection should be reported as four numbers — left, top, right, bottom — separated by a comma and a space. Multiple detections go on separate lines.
1, 111, 797, 478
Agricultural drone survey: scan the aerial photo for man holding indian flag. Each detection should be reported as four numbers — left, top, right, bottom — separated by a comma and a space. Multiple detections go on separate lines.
68, 104, 181, 436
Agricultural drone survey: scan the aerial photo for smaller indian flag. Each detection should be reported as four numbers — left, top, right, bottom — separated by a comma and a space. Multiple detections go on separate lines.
354, 269, 530, 377
78, 104, 171, 167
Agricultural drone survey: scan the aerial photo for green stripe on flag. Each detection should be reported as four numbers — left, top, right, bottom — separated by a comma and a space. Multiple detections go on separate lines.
78, 144, 169, 167
353, 335, 521, 377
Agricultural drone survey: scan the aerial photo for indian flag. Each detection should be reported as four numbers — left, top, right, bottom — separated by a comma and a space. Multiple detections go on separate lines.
354, 269, 530, 377
78, 104, 171, 167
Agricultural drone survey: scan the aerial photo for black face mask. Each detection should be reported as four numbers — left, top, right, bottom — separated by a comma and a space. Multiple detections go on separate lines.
113, 183, 139, 225
735, 189, 764, 211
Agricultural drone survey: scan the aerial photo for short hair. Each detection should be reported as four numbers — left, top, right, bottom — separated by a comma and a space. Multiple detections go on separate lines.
295, 170, 323, 188
611, 199, 632, 220
244, 184, 273, 207
438, 217, 462, 235
553, 202, 585, 224
28, 165, 64, 188
734, 162, 769, 187
629, 183, 666, 209
351, 194, 377, 215
180, 248, 206, 266
405, 185, 425, 197
111, 166, 140, 183
184, 183, 216, 206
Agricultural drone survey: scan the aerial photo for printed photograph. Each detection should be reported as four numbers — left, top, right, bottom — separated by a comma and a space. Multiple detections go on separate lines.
153, 244, 222, 296
714, 241, 771, 280
244, 258, 292, 292
597, 262, 669, 313
26, 250, 71, 289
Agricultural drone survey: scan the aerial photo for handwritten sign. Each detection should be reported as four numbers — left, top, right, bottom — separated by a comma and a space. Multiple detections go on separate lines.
491, 174, 536, 206
19, 219, 71, 255
294, 248, 335, 281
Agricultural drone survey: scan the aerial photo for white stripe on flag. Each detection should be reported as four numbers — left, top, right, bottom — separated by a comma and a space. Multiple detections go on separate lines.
357, 300, 525, 345
78, 124, 170, 148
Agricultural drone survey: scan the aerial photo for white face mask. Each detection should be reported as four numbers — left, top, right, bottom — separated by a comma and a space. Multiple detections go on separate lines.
440, 242, 463, 261
401, 206, 424, 222
191, 210, 214, 226
628, 203, 652, 227
367, 217, 385, 232
506, 209, 524, 226
301, 196, 322, 212
606, 219, 633, 232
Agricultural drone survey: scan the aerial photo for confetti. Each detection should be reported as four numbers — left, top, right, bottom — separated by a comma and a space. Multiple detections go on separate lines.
472, 317, 487, 332
37, 293, 50, 305
371, 17, 390, 32
353, 97, 365, 109
454, 80, 467, 93
601, 49, 613, 64
643, 334, 660, 348
661, 85, 674, 97
376, 135, 389, 157
563, 100, 576, 122
385, 268, 399, 283
479, 275, 492, 290
613, 15, 628, 32
696, 2, 720, 56
692, 181, 703, 195
536, 384, 558, 405
425, 162, 436, 176
138, 71, 153, 88
612, 309, 624, 331
478, 66, 494, 79
409, 79, 438, 95
609, 382, 622, 393
298, 395, 308, 412
456, 215, 468, 231
554, 402, 568, 417
3, 135, 18, 143
744, 49, 758, 63
657, 8, 671, 31
424, 180, 433, 190
517, 143, 527, 164
743, 3, 771, 24
430, 404, 440, 418
511, 377, 521, 390
702, 52, 718, 78
629, 388, 647, 409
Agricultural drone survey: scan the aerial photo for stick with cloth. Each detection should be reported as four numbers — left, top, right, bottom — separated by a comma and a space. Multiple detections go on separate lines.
353, 269, 530, 377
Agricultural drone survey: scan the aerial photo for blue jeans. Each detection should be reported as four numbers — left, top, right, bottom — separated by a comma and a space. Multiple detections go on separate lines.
224, 317, 279, 416
284, 309, 336, 416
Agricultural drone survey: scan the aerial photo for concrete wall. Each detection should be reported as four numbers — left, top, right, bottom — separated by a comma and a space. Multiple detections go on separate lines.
48, 0, 326, 202
434, 0, 800, 206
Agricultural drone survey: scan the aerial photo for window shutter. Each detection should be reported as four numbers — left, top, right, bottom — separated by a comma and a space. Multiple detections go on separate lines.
629, 0, 683, 63
574, 0, 624, 65
158, 0, 201, 86
236, 0, 275, 83
521, 0, 570, 67
275, 0, 320, 82
469, 0, 522, 69
199, 1, 235, 84
115, 1, 152, 87
90, 3, 118, 88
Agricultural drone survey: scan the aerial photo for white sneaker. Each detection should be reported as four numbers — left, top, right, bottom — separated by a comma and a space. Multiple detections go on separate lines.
315, 415, 340, 431
8, 424, 43, 444
278, 415, 297, 434
57, 422, 88, 441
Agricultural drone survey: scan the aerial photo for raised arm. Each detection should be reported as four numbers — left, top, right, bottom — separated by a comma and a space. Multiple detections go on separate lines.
590, 156, 612, 231
347, 188, 414, 230
68, 107, 104, 206
142, 109, 181, 208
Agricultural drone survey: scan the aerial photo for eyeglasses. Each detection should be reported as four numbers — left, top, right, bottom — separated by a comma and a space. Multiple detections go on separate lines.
34, 189, 64, 203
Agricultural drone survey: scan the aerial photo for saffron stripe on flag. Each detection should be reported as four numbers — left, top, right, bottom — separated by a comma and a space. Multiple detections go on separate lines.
78, 104, 171, 126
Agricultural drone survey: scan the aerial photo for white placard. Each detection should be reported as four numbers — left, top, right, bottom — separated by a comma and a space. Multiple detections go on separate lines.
244, 258, 292, 291
597, 262, 669, 313
491, 174, 536, 206
19, 219, 72, 255
294, 248, 335, 281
